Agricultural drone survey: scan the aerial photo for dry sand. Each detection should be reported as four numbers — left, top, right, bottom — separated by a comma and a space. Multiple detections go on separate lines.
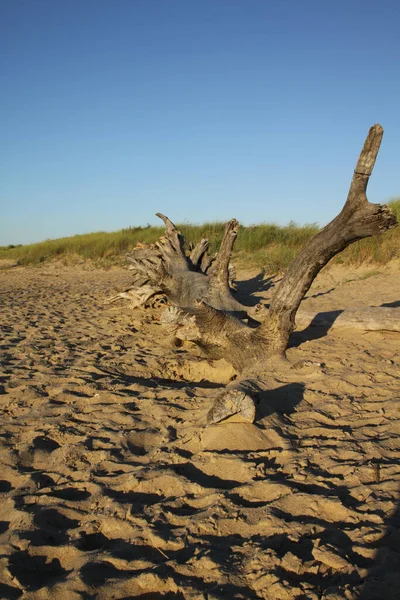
0, 262, 399, 599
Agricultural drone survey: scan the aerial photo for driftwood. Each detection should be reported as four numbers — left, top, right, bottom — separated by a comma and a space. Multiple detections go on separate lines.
111, 124, 398, 424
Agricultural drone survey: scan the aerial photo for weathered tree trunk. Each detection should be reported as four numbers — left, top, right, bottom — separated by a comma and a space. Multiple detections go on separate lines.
111, 124, 398, 424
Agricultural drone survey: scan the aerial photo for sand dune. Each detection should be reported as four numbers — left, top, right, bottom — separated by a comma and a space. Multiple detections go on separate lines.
0, 263, 399, 599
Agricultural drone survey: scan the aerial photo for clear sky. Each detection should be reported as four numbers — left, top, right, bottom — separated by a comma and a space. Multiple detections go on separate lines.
1, 0, 399, 245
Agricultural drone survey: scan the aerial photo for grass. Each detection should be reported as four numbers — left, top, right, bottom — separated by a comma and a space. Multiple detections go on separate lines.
1, 199, 399, 273
342, 269, 383, 285
335, 198, 400, 267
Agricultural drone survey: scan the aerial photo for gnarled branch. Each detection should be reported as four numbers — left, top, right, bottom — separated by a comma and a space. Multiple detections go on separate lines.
112, 124, 398, 424
258, 124, 397, 352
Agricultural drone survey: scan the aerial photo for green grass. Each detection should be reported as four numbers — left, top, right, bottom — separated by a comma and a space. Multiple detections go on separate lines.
0, 226, 165, 267
1, 198, 399, 273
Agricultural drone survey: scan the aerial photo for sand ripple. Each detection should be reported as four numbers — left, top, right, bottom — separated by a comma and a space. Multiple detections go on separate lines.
0, 264, 399, 599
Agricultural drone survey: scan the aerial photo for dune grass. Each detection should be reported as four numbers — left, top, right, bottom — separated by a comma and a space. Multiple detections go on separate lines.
1, 199, 399, 273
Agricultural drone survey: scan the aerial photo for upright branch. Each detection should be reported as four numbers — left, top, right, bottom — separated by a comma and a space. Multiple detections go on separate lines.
155, 213, 188, 273
260, 124, 397, 352
209, 219, 239, 293
189, 238, 210, 270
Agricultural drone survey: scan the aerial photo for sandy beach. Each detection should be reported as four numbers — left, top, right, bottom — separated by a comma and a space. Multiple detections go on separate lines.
0, 262, 399, 599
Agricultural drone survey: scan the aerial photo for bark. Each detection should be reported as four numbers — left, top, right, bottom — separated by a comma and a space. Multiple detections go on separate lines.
188, 238, 211, 270
208, 219, 239, 293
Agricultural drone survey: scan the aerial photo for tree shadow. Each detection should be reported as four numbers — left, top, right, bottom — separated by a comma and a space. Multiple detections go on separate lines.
172, 462, 243, 490
95, 365, 223, 390
0, 583, 23, 599
234, 271, 277, 306
256, 382, 305, 420
120, 594, 184, 600
359, 492, 400, 600
304, 287, 336, 300
290, 310, 344, 348
380, 300, 400, 308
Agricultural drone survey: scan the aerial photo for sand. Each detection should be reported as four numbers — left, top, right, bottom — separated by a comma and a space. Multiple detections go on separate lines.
0, 262, 399, 599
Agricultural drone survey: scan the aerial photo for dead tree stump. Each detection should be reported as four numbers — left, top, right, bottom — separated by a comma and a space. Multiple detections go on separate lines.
110, 124, 398, 424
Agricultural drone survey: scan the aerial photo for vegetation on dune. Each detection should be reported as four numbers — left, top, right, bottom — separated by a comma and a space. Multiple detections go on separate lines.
1, 199, 399, 273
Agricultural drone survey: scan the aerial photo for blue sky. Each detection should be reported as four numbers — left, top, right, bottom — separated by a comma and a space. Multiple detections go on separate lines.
1, 0, 399, 245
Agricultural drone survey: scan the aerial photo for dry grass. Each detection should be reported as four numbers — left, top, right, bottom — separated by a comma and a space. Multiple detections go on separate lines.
1, 199, 399, 273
